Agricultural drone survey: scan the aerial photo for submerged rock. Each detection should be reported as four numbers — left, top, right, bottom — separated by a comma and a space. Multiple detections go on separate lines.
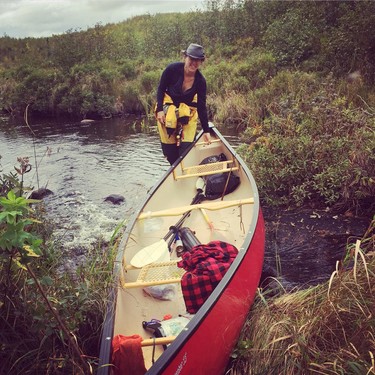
104, 194, 125, 205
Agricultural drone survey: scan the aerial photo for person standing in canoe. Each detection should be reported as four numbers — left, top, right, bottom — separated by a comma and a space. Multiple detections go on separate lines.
156, 43, 211, 165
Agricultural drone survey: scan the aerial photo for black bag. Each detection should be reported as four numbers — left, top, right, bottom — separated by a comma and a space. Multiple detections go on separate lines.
205, 173, 240, 200
200, 154, 240, 200
199, 153, 227, 165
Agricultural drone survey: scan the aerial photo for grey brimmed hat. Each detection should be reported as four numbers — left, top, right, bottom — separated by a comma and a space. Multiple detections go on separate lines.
182, 43, 205, 60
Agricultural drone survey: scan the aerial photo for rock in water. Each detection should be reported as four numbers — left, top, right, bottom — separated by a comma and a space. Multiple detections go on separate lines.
104, 194, 125, 205
29, 187, 53, 200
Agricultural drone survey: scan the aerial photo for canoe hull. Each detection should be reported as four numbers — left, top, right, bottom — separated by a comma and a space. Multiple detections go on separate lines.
148, 210, 265, 375
98, 125, 265, 375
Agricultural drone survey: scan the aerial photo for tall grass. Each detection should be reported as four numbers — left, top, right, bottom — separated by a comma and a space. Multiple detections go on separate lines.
228, 218, 374, 375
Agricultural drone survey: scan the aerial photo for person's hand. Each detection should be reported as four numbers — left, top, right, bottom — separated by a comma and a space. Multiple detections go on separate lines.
202, 132, 211, 144
157, 111, 165, 125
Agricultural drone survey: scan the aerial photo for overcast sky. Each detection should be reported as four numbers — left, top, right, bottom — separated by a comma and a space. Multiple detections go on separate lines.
0, 0, 204, 39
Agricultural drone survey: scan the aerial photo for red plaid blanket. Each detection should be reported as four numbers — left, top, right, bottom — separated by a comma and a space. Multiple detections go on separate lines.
177, 241, 238, 313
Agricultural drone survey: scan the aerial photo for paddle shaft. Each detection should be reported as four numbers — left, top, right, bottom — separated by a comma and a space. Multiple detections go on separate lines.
163, 191, 204, 242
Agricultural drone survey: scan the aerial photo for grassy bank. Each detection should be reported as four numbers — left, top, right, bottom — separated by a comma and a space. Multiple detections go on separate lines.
228, 219, 374, 375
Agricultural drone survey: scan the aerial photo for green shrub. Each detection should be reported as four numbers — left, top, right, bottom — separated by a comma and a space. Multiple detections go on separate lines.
95, 93, 116, 117
239, 73, 375, 210
99, 67, 120, 82
263, 10, 318, 66
118, 59, 137, 79
73, 86, 95, 117
121, 82, 144, 114
204, 61, 232, 94
0, 73, 17, 113
13, 68, 62, 113
139, 70, 160, 93
211, 91, 250, 130
233, 50, 276, 91
0, 186, 118, 374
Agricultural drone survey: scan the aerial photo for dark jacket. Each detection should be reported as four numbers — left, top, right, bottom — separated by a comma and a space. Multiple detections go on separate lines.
156, 62, 209, 132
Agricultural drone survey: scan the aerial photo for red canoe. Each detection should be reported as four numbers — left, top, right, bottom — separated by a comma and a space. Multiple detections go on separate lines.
98, 124, 265, 375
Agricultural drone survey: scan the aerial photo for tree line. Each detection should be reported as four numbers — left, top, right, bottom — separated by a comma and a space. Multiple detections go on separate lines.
0, 0, 374, 119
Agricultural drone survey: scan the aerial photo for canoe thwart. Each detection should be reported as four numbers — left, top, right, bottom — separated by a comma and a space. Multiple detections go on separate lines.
122, 260, 185, 289
194, 138, 221, 146
138, 197, 254, 220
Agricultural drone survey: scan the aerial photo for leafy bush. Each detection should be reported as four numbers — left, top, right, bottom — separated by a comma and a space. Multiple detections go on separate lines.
239, 73, 375, 210
95, 93, 116, 118
121, 82, 144, 114
118, 59, 137, 79
0, 174, 117, 373
210, 91, 250, 130
139, 70, 160, 93
203, 61, 232, 94
0, 74, 17, 114
13, 68, 63, 113
263, 10, 319, 66
232, 49, 276, 91
317, 2, 375, 83
99, 66, 120, 82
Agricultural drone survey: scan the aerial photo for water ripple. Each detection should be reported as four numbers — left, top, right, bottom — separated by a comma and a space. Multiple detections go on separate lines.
1, 118, 168, 252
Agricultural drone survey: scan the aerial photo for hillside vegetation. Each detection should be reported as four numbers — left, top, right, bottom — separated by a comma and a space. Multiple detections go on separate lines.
1, 0, 374, 212
1, 1, 375, 118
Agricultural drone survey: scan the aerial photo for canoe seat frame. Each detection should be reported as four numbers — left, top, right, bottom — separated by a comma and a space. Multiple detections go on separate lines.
121, 260, 184, 289
173, 158, 239, 180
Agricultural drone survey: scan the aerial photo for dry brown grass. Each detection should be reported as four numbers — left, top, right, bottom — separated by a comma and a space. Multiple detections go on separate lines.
228, 219, 374, 375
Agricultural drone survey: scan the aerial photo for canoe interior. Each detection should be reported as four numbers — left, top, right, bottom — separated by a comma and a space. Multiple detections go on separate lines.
111, 131, 258, 372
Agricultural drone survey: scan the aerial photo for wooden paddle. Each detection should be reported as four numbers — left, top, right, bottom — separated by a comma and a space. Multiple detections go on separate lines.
130, 239, 170, 268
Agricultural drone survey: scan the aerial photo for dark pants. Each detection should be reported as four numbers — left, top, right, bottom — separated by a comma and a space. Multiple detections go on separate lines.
161, 142, 193, 165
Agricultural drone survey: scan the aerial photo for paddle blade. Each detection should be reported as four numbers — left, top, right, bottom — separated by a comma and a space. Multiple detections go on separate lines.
130, 239, 170, 268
